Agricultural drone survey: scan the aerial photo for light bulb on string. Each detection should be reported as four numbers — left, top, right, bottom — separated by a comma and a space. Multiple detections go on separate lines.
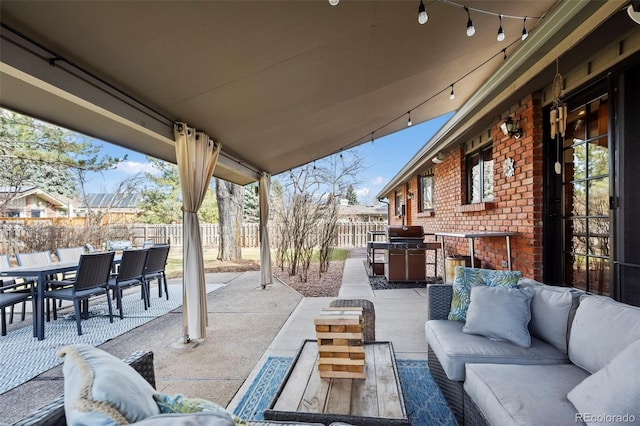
521, 17, 529, 40
329, 0, 339, 6
449, 85, 455, 100
407, 112, 413, 127
465, 7, 475, 36
417, 0, 428, 25
503, 49, 507, 61
497, 15, 505, 41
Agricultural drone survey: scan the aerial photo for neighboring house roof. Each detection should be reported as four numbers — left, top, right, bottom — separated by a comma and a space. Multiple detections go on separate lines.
338, 204, 388, 218
80, 193, 142, 209
0, 186, 71, 209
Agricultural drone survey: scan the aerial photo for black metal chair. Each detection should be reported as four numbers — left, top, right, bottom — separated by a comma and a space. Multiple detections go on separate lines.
108, 249, 149, 319
44, 251, 115, 336
1, 264, 34, 336
0, 253, 24, 324
144, 245, 170, 302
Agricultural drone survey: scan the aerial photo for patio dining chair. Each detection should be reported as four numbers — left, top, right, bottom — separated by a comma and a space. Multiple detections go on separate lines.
55, 246, 85, 280
1, 277, 34, 336
144, 245, 170, 302
108, 249, 149, 319
17, 250, 71, 318
0, 253, 28, 325
44, 251, 115, 336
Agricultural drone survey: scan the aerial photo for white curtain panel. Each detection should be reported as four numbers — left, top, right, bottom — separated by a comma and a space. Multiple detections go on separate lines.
174, 122, 221, 340
259, 173, 273, 288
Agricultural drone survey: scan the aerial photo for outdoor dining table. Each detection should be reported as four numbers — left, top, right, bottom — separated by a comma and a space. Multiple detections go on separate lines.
0, 254, 122, 340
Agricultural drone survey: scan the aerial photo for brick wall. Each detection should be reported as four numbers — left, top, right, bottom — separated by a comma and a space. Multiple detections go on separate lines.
388, 93, 544, 280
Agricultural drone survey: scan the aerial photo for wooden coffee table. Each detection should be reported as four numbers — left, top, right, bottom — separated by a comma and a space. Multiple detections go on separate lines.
264, 339, 410, 426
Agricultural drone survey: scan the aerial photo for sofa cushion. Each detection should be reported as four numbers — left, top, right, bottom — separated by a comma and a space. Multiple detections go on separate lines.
463, 285, 534, 347
131, 413, 234, 425
426, 320, 569, 381
448, 267, 521, 321
518, 278, 582, 353
569, 295, 640, 374
568, 339, 640, 425
58, 344, 160, 425
464, 363, 589, 426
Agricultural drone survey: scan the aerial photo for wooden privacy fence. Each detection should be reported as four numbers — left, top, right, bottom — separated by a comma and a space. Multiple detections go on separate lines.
0, 222, 387, 255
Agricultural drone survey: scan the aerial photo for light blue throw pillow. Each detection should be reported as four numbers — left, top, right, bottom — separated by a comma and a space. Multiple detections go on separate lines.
448, 267, 521, 321
58, 344, 160, 425
462, 285, 535, 347
568, 339, 640, 425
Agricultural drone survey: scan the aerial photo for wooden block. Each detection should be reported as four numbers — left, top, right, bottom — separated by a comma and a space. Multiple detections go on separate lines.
315, 332, 362, 340
315, 325, 330, 332
332, 338, 349, 346
330, 325, 346, 332
314, 316, 361, 326
319, 370, 366, 379
316, 345, 364, 353
351, 352, 365, 360
317, 364, 333, 371
318, 358, 365, 366
346, 325, 362, 333
347, 365, 364, 373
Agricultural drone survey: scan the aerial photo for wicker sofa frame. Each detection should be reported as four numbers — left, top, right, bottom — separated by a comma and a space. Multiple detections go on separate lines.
12, 350, 326, 426
426, 284, 490, 426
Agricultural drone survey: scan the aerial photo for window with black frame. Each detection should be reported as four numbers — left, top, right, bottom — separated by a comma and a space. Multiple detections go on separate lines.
419, 175, 434, 212
467, 145, 494, 203
395, 190, 404, 216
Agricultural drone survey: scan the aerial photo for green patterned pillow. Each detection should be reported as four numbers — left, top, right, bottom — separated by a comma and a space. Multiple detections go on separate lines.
153, 393, 247, 425
448, 267, 521, 321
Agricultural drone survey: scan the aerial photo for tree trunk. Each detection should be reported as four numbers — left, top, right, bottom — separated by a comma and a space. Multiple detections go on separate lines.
215, 178, 243, 260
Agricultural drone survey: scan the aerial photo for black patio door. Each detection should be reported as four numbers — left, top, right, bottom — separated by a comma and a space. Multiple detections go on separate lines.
561, 93, 611, 296
544, 58, 640, 307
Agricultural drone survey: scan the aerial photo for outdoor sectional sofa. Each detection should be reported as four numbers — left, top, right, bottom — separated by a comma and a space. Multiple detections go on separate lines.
426, 268, 640, 426
11, 345, 332, 426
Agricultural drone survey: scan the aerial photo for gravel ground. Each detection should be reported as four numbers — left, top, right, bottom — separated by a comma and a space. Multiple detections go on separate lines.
273, 260, 343, 297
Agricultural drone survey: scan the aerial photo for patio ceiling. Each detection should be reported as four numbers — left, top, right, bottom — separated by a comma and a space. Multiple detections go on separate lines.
0, 0, 558, 185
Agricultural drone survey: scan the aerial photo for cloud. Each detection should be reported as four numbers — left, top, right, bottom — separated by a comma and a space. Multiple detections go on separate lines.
114, 161, 161, 175
372, 176, 388, 186
355, 187, 370, 198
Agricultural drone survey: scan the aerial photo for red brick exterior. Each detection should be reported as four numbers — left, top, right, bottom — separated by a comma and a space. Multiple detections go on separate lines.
387, 94, 544, 281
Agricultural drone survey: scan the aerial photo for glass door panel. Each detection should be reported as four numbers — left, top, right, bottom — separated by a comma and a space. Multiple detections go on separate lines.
562, 94, 611, 295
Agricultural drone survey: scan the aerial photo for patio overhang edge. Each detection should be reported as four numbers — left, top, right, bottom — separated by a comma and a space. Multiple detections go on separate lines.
376, 0, 621, 200
0, 27, 262, 186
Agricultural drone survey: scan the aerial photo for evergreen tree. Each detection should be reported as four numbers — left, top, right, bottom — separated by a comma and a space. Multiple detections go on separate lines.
0, 109, 122, 215
243, 182, 259, 223
138, 157, 218, 224
346, 184, 359, 205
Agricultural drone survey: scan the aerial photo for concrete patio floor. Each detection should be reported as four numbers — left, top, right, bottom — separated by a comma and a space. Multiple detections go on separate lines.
0, 251, 428, 424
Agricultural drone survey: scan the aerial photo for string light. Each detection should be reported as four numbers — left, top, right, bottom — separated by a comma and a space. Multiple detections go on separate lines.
521, 17, 529, 40
497, 15, 505, 41
418, 0, 428, 25
328, 0, 339, 6
465, 7, 475, 36
304, 18, 531, 166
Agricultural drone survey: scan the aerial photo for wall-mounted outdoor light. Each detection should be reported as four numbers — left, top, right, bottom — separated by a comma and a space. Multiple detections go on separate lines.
432, 152, 445, 163
500, 116, 522, 139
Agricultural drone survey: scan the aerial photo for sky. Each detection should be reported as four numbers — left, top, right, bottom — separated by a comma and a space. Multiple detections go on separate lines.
84, 111, 455, 203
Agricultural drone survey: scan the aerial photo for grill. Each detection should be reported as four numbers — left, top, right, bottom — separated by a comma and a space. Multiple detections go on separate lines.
385, 226, 427, 282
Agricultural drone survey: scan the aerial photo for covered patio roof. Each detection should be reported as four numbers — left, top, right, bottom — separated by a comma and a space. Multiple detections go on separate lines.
0, 0, 569, 185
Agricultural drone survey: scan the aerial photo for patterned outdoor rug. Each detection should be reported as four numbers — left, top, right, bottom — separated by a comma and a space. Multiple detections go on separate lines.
0, 284, 223, 395
233, 357, 457, 426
